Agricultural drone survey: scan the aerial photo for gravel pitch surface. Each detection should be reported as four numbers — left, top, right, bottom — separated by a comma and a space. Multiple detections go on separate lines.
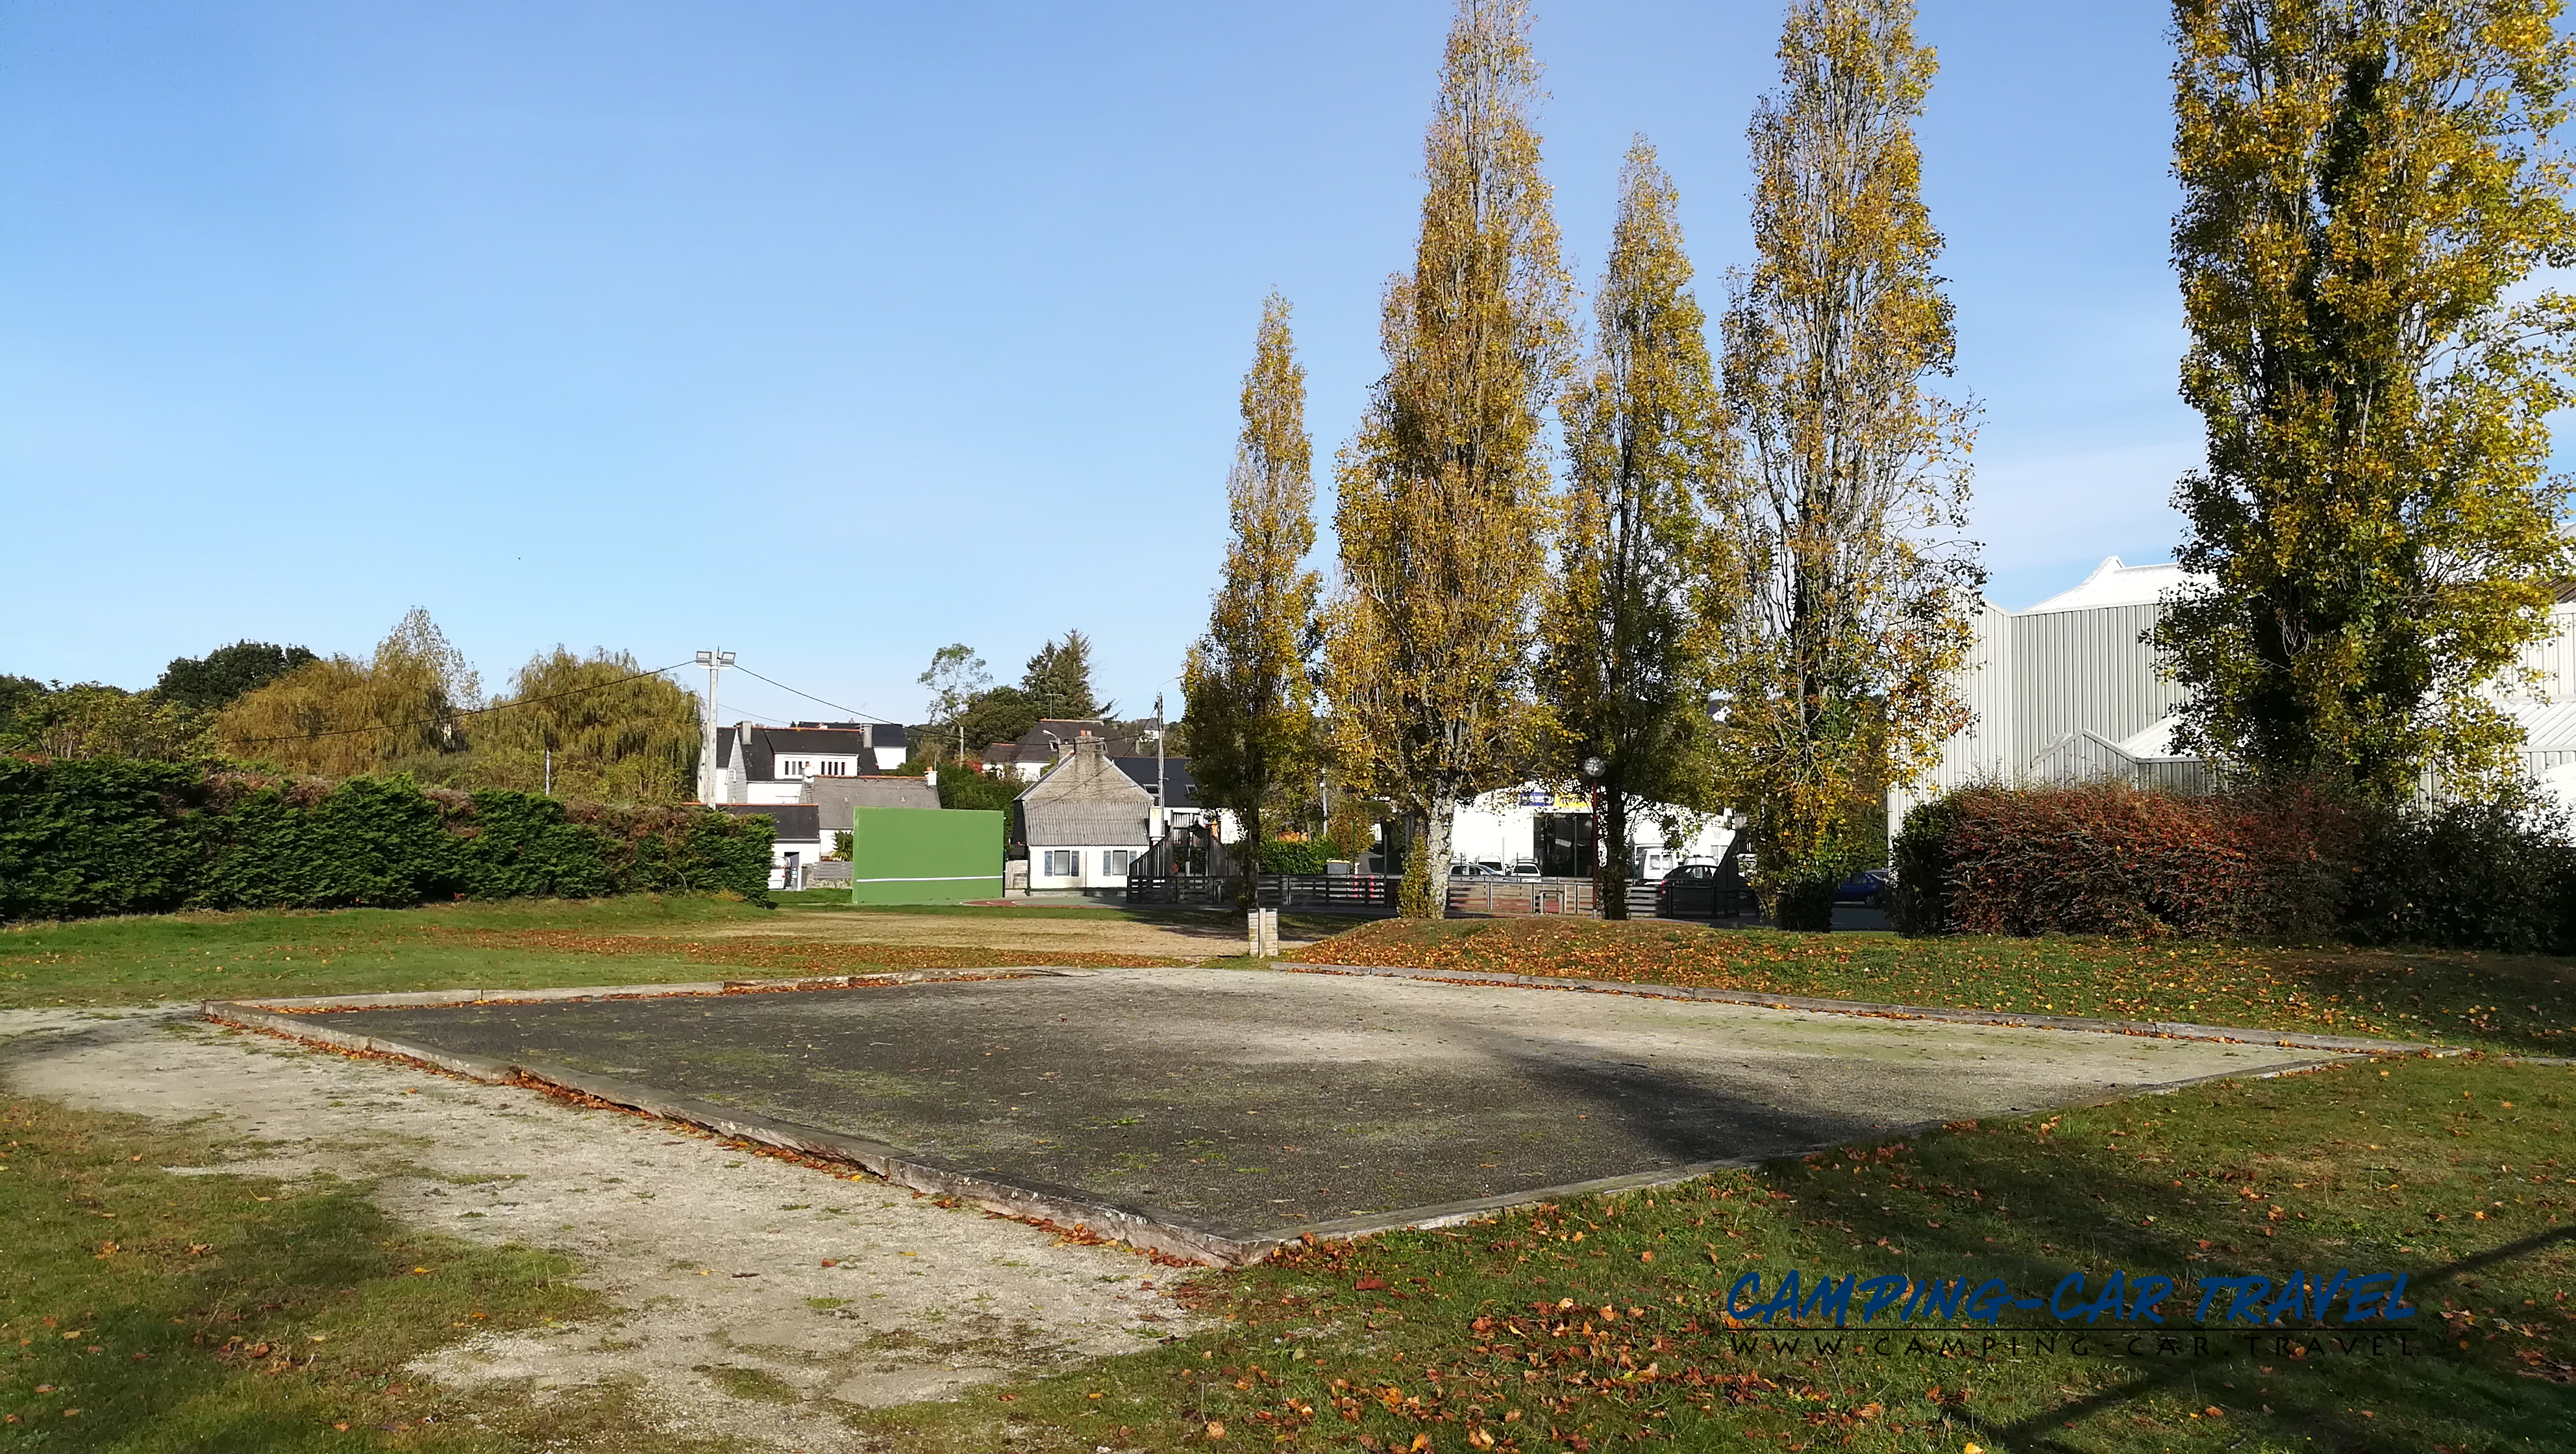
264, 965, 2337, 1239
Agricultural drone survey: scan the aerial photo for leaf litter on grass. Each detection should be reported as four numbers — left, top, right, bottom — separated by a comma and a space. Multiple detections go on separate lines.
1291, 917, 2576, 1056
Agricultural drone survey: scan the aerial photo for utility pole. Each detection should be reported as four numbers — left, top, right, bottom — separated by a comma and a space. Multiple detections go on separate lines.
695, 649, 734, 803
1154, 691, 1167, 841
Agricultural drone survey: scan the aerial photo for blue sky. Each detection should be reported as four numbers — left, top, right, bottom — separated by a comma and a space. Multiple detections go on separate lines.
3, 1, 2200, 728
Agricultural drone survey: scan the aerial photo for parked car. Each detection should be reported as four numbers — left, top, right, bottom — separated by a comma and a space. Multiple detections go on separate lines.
1507, 859, 1540, 876
1448, 860, 1509, 878
1833, 869, 1890, 905
1657, 858, 1752, 919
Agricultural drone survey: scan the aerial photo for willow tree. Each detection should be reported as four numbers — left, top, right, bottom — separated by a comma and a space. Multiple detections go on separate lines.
1185, 293, 1322, 899
1327, 0, 1574, 916
1535, 141, 1726, 917
216, 608, 481, 777
1712, 0, 1981, 931
2155, 0, 2576, 801
466, 648, 702, 801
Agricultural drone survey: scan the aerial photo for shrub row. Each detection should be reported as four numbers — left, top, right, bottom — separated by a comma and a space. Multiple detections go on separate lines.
1890, 779, 2576, 952
0, 757, 773, 922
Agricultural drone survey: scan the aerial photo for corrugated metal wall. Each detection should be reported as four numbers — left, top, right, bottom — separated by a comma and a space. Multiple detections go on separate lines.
1926, 597, 2016, 790
2027, 730, 2136, 784
2011, 603, 2186, 761
2508, 606, 2576, 700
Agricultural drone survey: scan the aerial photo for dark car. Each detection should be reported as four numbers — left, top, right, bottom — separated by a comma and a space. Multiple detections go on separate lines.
1656, 858, 1752, 919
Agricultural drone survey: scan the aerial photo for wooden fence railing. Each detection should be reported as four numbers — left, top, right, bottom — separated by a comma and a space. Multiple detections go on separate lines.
1124, 874, 1400, 909
1123, 872, 1752, 920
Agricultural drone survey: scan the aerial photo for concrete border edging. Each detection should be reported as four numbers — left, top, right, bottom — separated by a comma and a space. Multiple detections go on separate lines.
1283, 962, 2434, 1055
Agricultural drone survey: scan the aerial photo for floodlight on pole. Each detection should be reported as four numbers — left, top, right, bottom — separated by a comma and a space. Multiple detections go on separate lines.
695, 650, 734, 803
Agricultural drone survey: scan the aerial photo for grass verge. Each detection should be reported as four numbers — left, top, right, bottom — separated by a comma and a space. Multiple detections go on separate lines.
0, 1096, 719, 1451
1291, 918, 2576, 1057
768, 890, 1361, 938
0, 894, 1188, 1008
863, 1054, 2576, 1453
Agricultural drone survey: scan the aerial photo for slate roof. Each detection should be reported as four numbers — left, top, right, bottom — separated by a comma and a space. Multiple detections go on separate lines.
803, 774, 940, 819
734, 723, 906, 780
715, 803, 822, 843
789, 721, 908, 749
1017, 738, 1152, 847
1110, 756, 1200, 809
1017, 719, 1106, 754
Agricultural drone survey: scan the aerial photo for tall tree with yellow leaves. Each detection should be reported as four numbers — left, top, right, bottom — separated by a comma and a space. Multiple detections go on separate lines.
1711, 0, 1981, 931
1326, 0, 1575, 916
1536, 140, 1726, 917
1185, 293, 1322, 901
2156, 0, 2576, 801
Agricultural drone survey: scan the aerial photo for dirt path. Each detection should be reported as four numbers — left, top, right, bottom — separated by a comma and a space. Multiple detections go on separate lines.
0, 1005, 1196, 1452
662, 908, 1331, 959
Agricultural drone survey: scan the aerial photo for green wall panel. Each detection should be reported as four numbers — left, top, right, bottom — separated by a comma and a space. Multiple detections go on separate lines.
847, 807, 1006, 904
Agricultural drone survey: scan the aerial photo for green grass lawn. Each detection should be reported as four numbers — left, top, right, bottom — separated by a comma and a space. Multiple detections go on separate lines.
1291, 918, 2576, 1057
0, 894, 774, 1009
11, 896, 2576, 1450
0, 894, 1206, 1009
0, 1098, 724, 1453
865, 1053, 2576, 1453
767, 889, 1361, 938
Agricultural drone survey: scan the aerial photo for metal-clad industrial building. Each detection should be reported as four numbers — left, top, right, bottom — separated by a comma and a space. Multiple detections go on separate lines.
1894, 557, 2576, 829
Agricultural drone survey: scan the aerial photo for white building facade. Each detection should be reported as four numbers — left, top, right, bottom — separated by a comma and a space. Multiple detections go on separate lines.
1446, 784, 1734, 879
708, 722, 910, 805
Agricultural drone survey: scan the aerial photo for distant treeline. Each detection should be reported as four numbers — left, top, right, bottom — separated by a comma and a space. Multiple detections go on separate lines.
3, 611, 700, 804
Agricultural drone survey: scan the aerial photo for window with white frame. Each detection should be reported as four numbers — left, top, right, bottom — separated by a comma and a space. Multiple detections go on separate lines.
1043, 850, 1080, 877
1101, 849, 1134, 876
779, 759, 811, 776
815, 758, 852, 776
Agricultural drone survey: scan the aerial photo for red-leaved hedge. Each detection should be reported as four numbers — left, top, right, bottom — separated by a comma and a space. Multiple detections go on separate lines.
1891, 781, 2360, 939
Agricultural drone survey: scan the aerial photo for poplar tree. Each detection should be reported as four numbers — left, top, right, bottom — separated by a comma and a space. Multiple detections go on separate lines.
2156, 0, 2576, 801
1711, 0, 1981, 931
1535, 140, 1726, 917
1184, 293, 1322, 898
1326, 0, 1575, 917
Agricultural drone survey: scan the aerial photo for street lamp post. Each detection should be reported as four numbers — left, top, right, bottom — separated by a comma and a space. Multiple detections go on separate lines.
695, 649, 734, 803
1581, 755, 1607, 917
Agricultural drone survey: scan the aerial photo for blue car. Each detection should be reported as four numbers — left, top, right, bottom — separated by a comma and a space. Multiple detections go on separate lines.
1833, 869, 1890, 905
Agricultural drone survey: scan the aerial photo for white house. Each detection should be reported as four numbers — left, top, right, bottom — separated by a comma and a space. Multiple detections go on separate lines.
1108, 754, 1239, 843
1448, 784, 1733, 879
709, 721, 910, 805
1896, 555, 2576, 828
980, 719, 1112, 783
1016, 736, 1153, 892
713, 804, 826, 890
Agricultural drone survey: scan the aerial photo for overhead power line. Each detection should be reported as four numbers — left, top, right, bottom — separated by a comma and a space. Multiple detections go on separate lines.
728, 666, 894, 724
223, 659, 698, 746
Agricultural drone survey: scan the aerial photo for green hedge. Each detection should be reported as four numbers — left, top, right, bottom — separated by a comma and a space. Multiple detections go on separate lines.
1252, 839, 1333, 874
1890, 778, 2575, 952
0, 757, 772, 922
